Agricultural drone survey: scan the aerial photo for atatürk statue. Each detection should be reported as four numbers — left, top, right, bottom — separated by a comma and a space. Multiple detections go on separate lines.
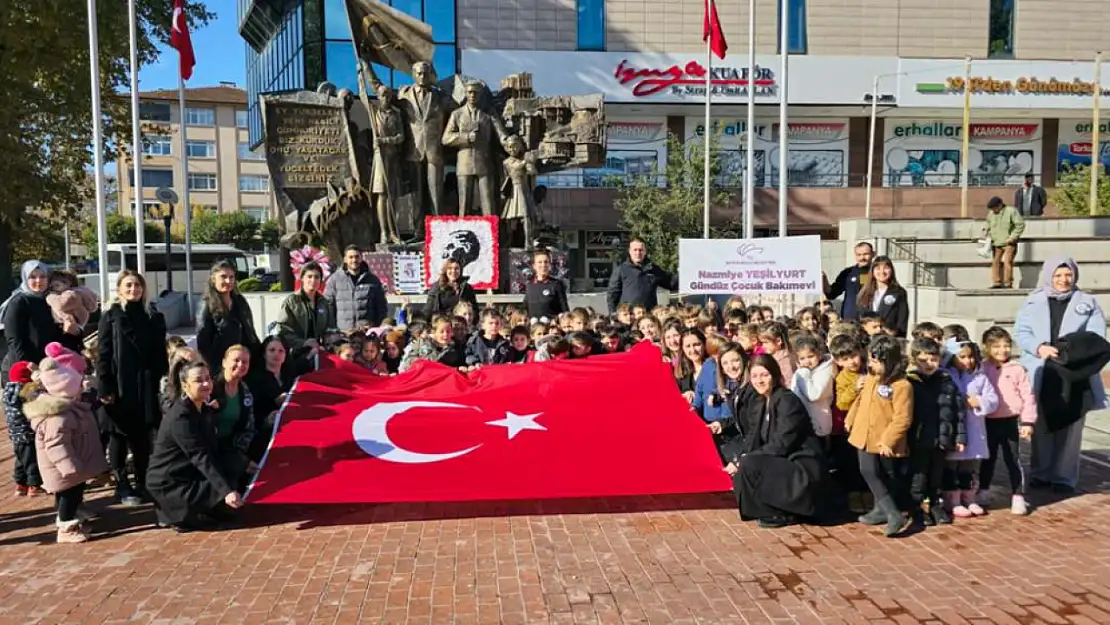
442, 80, 511, 216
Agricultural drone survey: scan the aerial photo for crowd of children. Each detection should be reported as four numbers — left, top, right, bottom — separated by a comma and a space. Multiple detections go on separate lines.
5, 285, 1042, 541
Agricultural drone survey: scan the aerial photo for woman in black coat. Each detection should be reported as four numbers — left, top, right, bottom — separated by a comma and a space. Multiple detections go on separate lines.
424, 259, 478, 318
196, 260, 260, 367
524, 250, 569, 322
854, 256, 909, 337
96, 270, 168, 505
2, 260, 77, 371
246, 336, 310, 463
209, 345, 258, 490
147, 359, 243, 532
712, 353, 825, 528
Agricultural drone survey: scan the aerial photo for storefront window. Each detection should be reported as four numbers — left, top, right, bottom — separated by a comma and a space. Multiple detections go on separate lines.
577, 0, 605, 51
777, 0, 807, 55
988, 0, 1015, 59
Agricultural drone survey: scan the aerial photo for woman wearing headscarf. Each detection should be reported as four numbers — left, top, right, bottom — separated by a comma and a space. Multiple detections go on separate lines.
3, 261, 78, 371
1014, 255, 1108, 492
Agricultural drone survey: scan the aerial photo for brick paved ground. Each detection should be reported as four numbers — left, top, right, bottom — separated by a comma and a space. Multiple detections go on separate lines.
3, 437, 1110, 625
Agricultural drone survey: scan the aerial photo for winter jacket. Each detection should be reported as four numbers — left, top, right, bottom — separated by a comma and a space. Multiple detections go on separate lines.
772, 350, 796, 386
210, 375, 258, 458
3, 382, 33, 444
983, 360, 1037, 424
907, 368, 964, 452
46, 286, 99, 335
832, 369, 862, 435
399, 338, 463, 372
96, 302, 168, 434
984, 205, 1025, 247
692, 359, 730, 422
423, 280, 478, 318
1037, 331, 1110, 432
524, 278, 569, 322
846, 377, 914, 457
945, 366, 999, 461
605, 258, 677, 313
826, 264, 869, 320
196, 294, 260, 368
274, 291, 336, 357
324, 263, 389, 331
859, 284, 910, 338
464, 332, 511, 366
25, 394, 107, 493
2, 293, 73, 369
790, 355, 838, 437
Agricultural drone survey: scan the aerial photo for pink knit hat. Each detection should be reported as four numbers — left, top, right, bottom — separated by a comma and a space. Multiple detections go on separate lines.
44, 342, 86, 376
37, 358, 83, 400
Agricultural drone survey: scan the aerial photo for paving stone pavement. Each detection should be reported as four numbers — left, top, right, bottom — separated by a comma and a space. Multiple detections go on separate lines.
3, 432, 1110, 625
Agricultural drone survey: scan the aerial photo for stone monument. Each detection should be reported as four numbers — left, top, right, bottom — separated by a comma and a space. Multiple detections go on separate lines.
262, 0, 606, 286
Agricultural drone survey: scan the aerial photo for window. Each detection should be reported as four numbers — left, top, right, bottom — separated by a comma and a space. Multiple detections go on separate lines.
577, 0, 605, 51
425, 0, 455, 43
777, 0, 808, 54
238, 142, 265, 160
185, 107, 215, 126
326, 41, 360, 93
236, 109, 249, 128
139, 101, 172, 122
433, 45, 456, 79
131, 199, 162, 220
242, 206, 267, 222
988, 0, 1015, 58
239, 175, 270, 192
141, 135, 172, 156
129, 169, 174, 188
186, 140, 216, 158
188, 173, 218, 191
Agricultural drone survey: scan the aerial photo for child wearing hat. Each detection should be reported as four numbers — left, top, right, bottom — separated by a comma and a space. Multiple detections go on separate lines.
4, 361, 44, 496
23, 345, 107, 543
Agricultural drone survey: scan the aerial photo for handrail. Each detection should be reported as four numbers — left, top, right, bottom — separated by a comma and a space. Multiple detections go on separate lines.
885, 236, 941, 288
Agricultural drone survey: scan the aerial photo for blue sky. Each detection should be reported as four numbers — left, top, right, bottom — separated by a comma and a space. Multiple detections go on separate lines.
140, 4, 245, 90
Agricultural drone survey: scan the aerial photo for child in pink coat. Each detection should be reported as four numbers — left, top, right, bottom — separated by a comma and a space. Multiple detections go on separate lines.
979, 327, 1037, 515
24, 346, 107, 543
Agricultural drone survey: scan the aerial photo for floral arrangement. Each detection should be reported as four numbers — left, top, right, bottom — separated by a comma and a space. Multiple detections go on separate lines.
290, 246, 331, 280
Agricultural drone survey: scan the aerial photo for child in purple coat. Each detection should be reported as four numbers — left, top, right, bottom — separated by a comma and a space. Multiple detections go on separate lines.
944, 342, 999, 519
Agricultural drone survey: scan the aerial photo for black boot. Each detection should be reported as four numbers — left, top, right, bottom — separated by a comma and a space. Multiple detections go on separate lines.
858, 503, 886, 525
930, 497, 952, 525
113, 471, 142, 507
877, 496, 907, 537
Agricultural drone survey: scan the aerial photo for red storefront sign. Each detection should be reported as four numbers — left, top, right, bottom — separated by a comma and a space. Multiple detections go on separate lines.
615, 60, 776, 97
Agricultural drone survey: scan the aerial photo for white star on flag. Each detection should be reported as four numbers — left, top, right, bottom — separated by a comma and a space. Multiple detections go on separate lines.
486, 411, 546, 439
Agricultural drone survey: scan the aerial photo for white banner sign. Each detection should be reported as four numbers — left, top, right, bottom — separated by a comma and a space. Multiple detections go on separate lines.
678, 236, 822, 295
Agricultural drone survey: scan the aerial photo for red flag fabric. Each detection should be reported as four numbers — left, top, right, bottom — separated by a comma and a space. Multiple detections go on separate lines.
703, 0, 728, 60
170, 0, 195, 81
247, 343, 731, 504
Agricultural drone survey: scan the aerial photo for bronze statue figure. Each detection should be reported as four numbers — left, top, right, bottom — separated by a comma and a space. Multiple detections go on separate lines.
369, 84, 404, 244
443, 81, 511, 217
500, 134, 540, 247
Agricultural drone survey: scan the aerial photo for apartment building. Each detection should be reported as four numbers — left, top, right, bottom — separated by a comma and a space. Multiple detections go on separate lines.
118, 84, 278, 223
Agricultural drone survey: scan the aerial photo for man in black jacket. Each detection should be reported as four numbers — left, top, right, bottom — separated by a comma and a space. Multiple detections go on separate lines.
325, 246, 389, 331
606, 238, 677, 313
1014, 174, 1047, 217
824, 241, 874, 320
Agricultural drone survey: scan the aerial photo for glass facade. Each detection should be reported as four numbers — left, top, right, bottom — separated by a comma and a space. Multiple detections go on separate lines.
778, 0, 808, 55
577, 0, 605, 51
988, 0, 1014, 58
243, 0, 458, 146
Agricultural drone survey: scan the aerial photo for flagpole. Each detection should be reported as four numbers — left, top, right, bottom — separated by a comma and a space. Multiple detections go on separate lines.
702, 7, 712, 239
87, 0, 110, 303
777, 0, 789, 238
865, 75, 878, 219
1090, 51, 1102, 216
744, 0, 756, 239
959, 55, 971, 218
128, 0, 146, 274
179, 75, 194, 318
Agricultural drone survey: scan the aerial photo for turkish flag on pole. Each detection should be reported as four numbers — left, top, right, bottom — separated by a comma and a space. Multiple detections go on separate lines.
247, 343, 732, 504
703, 0, 728, 59
170, 0, 195, 81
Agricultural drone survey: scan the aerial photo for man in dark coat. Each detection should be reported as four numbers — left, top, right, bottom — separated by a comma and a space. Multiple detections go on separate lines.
325, 246, 389, 331
606, 238, 677, 313
1014, 173, 1048, 217
824, 241, 874, 320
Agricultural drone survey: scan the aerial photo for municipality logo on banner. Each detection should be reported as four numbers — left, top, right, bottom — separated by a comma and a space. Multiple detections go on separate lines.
678, 235, 823, 295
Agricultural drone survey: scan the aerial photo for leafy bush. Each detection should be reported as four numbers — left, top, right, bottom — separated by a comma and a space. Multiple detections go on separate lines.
269, 282, 284, 292
238, 277, 264, 292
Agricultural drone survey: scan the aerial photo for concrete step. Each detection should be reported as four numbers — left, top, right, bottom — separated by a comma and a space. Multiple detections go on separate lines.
841, 216, 1110, 241
919, 287, 1110, 321
930, 262, 1110, 290
887, 238, 1110, 265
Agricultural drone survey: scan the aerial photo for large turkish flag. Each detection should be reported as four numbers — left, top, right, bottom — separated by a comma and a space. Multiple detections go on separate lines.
246, 343, 731, 504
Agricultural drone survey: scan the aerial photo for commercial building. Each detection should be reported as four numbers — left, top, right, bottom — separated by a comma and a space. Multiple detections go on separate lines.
240, 0, 1110, 285
118, 85, 278, 223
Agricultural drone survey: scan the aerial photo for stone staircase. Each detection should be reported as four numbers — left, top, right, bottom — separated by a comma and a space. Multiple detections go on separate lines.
834, 217, 1110, 337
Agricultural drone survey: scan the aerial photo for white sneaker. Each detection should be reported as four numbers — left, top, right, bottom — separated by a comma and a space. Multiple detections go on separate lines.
1010, 494, 1029, 516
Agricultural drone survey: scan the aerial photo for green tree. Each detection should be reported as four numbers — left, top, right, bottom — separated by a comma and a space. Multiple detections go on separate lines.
259, 219, 281, 249
80, 214, 169, 258
13, 214, 67, 265
612, 133, 737, 273
1050, 165, 1110, 216
0, 1, 214, 295
191, 209, 261, 249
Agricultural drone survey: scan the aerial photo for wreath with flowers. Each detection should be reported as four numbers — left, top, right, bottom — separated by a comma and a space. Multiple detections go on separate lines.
290, 246, 331, 290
